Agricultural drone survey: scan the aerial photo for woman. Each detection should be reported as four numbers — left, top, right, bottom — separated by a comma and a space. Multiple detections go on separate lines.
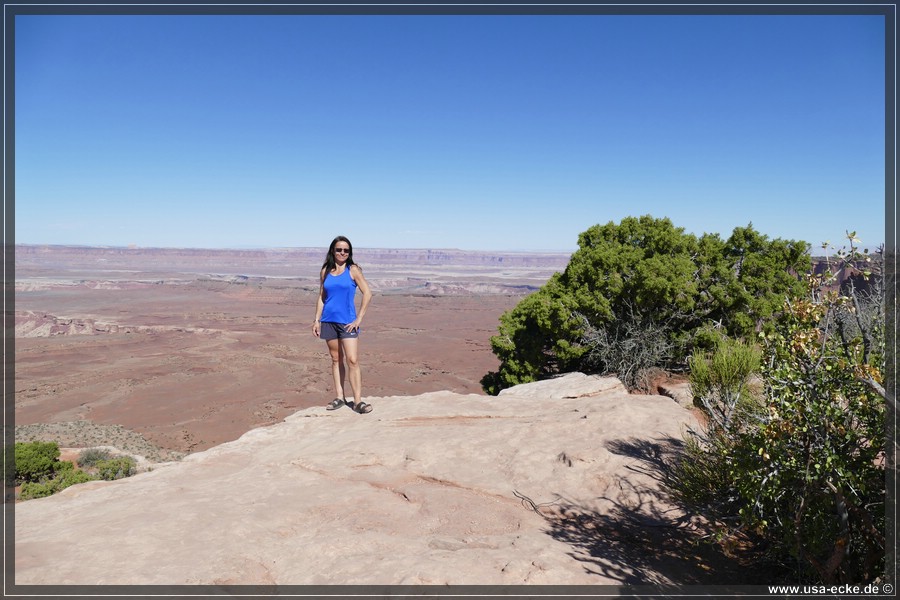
312, 236, 374, 413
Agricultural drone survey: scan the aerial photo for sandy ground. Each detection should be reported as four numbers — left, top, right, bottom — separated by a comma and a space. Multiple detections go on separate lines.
14, 266, 525, 457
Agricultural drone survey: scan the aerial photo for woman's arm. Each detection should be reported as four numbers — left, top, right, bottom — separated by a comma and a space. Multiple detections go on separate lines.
348, 264, 373, 331
312, 267, 326, 337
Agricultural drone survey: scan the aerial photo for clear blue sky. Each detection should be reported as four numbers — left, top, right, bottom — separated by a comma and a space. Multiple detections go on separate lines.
15, 13, 887, 252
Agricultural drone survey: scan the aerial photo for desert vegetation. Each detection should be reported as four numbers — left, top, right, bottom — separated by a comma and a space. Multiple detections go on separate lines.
484, 217, 887, 585
676, 235, 886, 585
13, 440, 141, 500
15, 421, 186, 463
482, 215, 809, 393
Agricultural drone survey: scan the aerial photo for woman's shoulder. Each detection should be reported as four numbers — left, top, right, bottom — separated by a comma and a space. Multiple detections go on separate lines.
349, 263, 365, 278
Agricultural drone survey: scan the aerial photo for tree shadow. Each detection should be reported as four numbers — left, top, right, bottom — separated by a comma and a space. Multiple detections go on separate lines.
535, 436, 787, 585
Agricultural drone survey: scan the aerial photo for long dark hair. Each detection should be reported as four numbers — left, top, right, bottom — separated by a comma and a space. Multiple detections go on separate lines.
321, 235, 359, 273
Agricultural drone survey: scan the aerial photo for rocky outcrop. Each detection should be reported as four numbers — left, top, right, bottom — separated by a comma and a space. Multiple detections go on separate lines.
14, 374, 706, 586
657, 380, 695, 409
14, 311, 218, 338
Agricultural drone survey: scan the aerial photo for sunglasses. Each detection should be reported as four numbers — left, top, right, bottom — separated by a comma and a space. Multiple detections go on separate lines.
334, 248, 350, 254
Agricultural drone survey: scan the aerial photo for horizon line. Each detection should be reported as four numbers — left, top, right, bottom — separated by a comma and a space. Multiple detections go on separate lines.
13, 242, 579, 254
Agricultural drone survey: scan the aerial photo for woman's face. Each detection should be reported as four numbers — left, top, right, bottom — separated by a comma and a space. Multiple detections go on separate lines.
333, 240, 351, 264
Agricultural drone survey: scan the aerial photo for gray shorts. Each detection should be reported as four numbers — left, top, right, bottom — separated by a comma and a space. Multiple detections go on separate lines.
319, 321, 360, 341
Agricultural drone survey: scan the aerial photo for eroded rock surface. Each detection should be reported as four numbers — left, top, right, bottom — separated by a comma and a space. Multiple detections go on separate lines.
15, 374, 699, 586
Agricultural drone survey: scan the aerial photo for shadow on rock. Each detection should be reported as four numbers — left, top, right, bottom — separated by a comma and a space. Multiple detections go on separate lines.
538, 436, 783, 585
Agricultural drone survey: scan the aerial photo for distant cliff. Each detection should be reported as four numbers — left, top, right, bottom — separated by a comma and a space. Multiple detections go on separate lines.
15, 244, 572, 274
20, 245, 875, 297
15, 244, 572, 296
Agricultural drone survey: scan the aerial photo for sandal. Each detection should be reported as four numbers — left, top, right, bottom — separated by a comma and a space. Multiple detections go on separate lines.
354, 401, 373, 414
326, 398, 345, 410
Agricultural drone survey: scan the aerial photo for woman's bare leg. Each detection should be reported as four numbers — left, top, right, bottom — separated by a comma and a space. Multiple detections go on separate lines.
326, 338, 346, 400
341, 337, 362, 405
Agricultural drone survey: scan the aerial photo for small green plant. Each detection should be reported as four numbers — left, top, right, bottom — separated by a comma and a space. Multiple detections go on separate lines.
14, 441, 63, 483
94, 456, 136, 480
688, 337, 763, 433
76, 448, 138, 480
77, 448, 113, 468
673, 336, 763, 521
14, 442, 139, 501
20, 468, 96, 500
670, 432, 731, 509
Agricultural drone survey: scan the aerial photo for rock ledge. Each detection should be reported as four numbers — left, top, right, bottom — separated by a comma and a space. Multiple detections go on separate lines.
15, 374, 698, 586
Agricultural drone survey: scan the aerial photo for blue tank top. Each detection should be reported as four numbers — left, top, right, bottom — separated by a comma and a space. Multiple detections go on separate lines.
321, 267, 358, 323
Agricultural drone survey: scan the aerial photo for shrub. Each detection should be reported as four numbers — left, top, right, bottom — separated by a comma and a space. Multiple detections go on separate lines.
15, 443, 138, 501
77, 448, 113, 468
688, 337, 763, 433
733, 260, 885, 583
14, 441, 62, 483
20, 468, 96, 500
671, 427, 741, 519
673, 336, 763, 521
672, 233, 886, 584
484, 216, 809, 392
76, 448, 138, 480
481, 278, 584, 394
576, 309, 675, 392
95, 456, 136, 480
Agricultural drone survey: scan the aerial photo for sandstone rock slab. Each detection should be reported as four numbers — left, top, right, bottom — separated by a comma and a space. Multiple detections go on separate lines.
15, 374, 698, 586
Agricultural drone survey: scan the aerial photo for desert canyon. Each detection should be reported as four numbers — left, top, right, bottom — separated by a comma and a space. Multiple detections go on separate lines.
14, 245, 568, 458
11, 245, 768, 590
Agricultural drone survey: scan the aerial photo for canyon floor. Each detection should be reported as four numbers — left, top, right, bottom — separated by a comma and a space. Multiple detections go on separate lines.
13, 245, 569, 460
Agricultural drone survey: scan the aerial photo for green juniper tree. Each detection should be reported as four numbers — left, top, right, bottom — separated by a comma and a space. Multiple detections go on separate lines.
483, 215, 809, 393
